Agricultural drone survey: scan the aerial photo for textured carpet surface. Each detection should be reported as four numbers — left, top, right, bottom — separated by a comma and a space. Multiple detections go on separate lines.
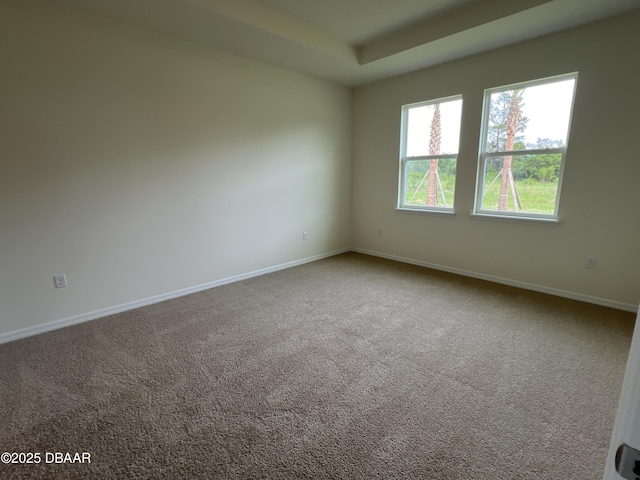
0, 252, 634, 479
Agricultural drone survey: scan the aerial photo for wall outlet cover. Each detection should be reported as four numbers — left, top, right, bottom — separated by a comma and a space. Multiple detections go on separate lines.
53, 274, 67, 288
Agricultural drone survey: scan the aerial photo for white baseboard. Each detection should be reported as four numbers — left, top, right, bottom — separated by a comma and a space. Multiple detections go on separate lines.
352, 248, 639, 313
2, 246, 635, 345
0, 248, 350, 345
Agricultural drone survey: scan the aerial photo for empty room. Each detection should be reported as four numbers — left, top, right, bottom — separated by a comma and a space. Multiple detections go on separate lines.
1, 0, 640, 478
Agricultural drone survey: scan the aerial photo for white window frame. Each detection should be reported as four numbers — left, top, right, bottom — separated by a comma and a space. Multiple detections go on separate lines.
473, 73, 578, 222
397, 95, 462, 214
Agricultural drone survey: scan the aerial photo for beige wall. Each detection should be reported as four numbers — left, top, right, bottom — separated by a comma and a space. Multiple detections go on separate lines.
2, 0, 638, 340
352, 11, 640, 309
0, 0, 352, 335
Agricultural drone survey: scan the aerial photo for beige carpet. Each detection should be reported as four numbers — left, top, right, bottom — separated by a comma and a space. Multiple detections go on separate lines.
0, 252, 634, 479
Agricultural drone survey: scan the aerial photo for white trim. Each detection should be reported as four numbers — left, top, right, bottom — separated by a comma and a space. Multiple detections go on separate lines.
398, 95, 463, 212
485, 147, 566, 157
3, 246, 634, 345
395, 208, 455, 217
352, 248, 638, 313
402, 94, 463, 110
0, 248, 350, 345
603, 307, 640, 479
469, 213, 559, 226
473, 72, 578, 221
406, 153, 458, 161
485, 72, 580, 97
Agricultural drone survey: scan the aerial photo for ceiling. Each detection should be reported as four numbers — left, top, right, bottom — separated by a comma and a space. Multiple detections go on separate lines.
54, 0, 640, 86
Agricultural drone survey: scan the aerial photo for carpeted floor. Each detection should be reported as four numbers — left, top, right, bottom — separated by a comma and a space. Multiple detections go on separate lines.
0, 252, 634, 479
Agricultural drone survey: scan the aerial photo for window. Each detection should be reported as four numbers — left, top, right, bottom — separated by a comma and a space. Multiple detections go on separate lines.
398, 95, 463, 212
474, 73, 577, 220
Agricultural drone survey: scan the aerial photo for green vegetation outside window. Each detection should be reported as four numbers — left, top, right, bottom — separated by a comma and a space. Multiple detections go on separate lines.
474, 73, 578, 219
398, 95, 463, 213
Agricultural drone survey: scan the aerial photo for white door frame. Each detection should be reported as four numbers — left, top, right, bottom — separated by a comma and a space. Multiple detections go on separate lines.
604, 305, 640, 479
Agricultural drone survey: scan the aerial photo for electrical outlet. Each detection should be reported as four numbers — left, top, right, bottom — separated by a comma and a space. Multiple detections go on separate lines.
53, 274, 67, 288
303, 231, 308, 241
377, 228, 382, 236
585, 258, 596, 269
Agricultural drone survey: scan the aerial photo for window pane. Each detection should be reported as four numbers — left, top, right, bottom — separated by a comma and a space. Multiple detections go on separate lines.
406, 98, 462, 157
403, 158, 456, 208
486, 78, 575, 152
480, 154, 562, 214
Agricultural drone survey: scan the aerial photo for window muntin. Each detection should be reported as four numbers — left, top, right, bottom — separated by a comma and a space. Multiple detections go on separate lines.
475, 74, 577, 219
398, 96, 462, 212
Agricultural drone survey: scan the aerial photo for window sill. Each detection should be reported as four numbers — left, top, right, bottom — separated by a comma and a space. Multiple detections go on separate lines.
396, 207, 455, 217
470, 213, 559, 226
